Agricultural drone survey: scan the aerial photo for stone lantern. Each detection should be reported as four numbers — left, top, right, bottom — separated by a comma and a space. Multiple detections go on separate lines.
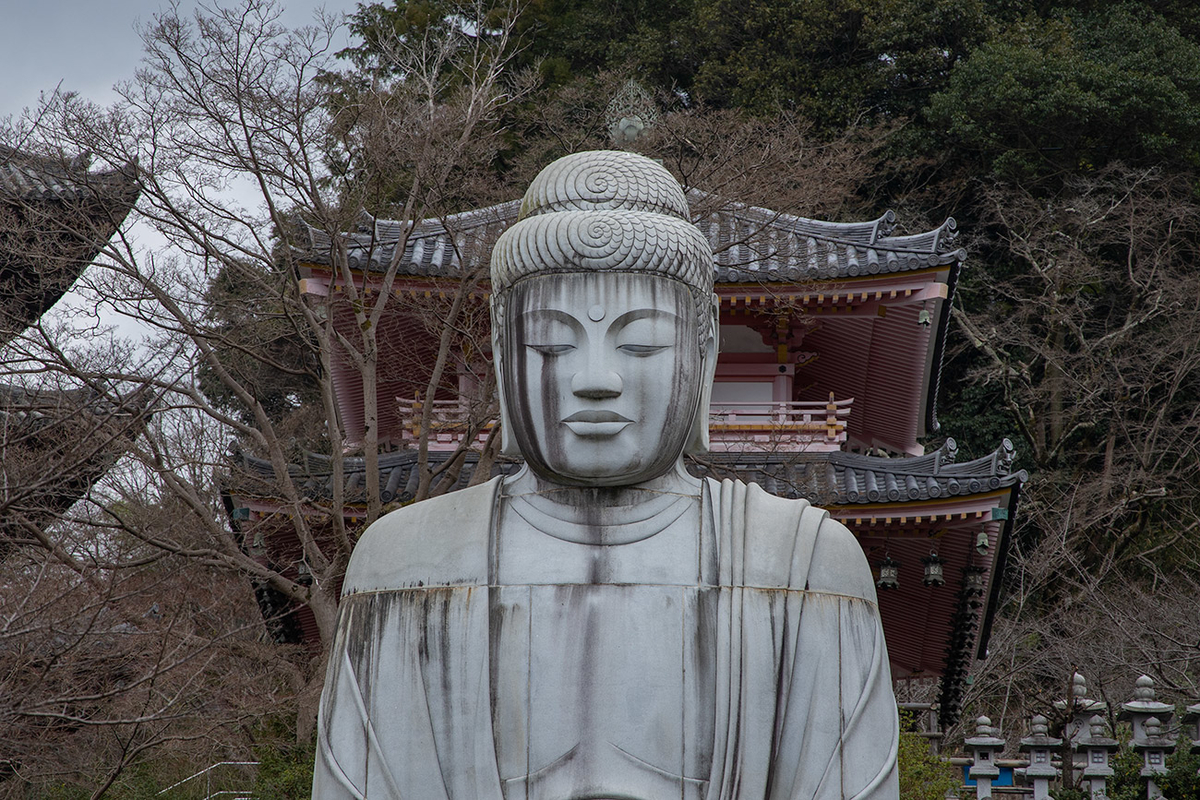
1020, 714, 1062, 800
1062, 673, 1108, 742
965, 715, 1006, 800
1057, 672, 1108, 784
1120, 676, 1176, 799
1120, 675, 1174, 740
1075, 714, 1119, 800
1131, 716, 1174, 798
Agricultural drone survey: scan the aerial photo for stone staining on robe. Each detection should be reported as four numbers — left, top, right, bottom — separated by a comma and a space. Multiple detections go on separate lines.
313, 150, 901, 800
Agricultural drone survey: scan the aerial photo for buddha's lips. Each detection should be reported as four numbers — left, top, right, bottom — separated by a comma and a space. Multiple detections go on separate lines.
562, 410, 633, 423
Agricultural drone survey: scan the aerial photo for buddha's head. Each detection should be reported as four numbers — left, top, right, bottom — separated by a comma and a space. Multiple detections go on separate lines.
490, 151, 718, 487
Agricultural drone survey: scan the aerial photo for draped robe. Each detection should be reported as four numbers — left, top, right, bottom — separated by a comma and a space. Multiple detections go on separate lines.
313, 476, 899, 799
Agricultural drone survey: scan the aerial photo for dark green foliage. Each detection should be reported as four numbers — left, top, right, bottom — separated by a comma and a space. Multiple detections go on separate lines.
251, 717, 317, 800
346, 0, 990, 125
688, 0, 989, 122
897, 710, 959, 800
518, 0, 695, 88
1161, 746, 1200, 800
931, 371, 1020, 462
339, 0, 512, 72
345, 0, 1200, 173
1050, 787, 1087, 800
927, 4, 1200, 181
1107, 740, 1148, 800
196, 257, 327, 453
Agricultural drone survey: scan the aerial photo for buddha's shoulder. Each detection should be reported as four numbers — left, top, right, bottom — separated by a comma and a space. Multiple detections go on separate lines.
737, 480, 877, 602
342, 477, 500, 595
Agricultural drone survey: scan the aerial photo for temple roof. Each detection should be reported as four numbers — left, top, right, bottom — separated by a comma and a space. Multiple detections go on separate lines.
0, 383, 150, 559
227, 438, 1023, 510
0, 146, 139, 345
826, 438, 1025, 504
0, 146, 133, 199
296, 191, 965, 284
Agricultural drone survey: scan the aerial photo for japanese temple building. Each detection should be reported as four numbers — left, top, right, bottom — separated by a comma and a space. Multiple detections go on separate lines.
0, 146, 143, 558
227, 191, 1025, 725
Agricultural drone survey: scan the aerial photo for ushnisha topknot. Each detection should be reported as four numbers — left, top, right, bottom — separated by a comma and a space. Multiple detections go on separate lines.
491, 151, 714, 296
517, 150, 690, 220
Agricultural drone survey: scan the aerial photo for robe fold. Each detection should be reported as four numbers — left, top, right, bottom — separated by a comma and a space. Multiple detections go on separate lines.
313, 476, 899, 799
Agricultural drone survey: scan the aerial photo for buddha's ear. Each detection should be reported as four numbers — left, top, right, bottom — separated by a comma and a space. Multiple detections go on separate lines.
684, 293, 720, 456
492, 300, 522, 457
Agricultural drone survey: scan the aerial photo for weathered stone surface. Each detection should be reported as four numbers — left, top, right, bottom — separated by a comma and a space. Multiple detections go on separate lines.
314, 150, 900, 799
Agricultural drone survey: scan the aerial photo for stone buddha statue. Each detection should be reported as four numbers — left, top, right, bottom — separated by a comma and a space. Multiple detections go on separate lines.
313, 151, 900, 799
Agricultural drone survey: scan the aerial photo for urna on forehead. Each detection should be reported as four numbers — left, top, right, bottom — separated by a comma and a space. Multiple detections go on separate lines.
490, 150, 715, 296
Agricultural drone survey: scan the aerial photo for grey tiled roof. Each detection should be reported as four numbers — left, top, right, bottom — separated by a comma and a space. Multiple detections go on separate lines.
0, 146, 136, 202
226, 446, 522, 506
1, 146, 140, 345
296, 191, 965, 284
226, 438, 1023, 508
0, 383, 150, 559
826, 438, 1027, 504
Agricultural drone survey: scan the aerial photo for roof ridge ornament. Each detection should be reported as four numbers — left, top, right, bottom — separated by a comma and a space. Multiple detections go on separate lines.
605, 79, 658, 146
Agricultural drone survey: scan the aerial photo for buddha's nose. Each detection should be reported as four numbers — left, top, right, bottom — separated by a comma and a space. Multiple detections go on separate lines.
571, 366, 623, 399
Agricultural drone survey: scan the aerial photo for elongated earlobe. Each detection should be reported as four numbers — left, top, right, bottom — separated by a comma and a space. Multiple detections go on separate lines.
491, 302, 522, 457
684, 296, 719, 456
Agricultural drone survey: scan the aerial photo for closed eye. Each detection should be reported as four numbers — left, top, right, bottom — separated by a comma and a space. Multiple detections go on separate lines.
617, 344, 670, 355
527, 344, 576, 355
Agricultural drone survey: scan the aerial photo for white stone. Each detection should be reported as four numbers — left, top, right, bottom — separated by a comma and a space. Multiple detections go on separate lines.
313, 150, 900, 799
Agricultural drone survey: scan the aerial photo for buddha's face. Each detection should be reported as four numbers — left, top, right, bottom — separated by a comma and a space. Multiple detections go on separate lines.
502, 272, 704, 486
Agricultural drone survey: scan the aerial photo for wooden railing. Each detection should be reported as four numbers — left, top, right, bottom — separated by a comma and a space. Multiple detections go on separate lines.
396, 394, 853, 453
396, 397, 495, 451
707, 394, 852, 452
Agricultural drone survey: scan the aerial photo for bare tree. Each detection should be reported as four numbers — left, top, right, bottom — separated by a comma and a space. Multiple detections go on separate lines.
0, 0, 530, 789
944, 164, 1200, 748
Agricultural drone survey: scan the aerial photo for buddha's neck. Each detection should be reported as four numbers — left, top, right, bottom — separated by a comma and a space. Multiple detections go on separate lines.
501, 461, 702, 544
505, 460, 700, 508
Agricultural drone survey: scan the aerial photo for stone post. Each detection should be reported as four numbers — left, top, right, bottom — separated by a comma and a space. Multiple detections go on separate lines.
1119, 675, 1176, 799
1020, 714, 1062, 800
965, 715, 1006, 800
1075, 714, 1119, 800
1058, 672, 1108, 785
1131, 716, 1174, 799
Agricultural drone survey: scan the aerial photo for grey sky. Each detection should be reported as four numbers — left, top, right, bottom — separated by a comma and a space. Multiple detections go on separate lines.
0, 0, 359, 343
0, 0, 358, 122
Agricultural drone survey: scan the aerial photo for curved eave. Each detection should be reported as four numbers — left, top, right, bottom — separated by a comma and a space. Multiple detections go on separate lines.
976, 481, 1021, 659
827, 438, 1021, 502
295, 194, 964, 290
1, 151, 139, 341
924, 259, 962, 436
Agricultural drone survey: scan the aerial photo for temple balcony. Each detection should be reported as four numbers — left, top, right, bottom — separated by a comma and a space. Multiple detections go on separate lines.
394, 394, 854, 453
394, 397, 494, 451
707, 395, 851, 452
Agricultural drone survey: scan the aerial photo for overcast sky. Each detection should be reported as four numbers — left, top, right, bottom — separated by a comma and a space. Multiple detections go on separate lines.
0, 0, 360, 343
0, 0, 358, 122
